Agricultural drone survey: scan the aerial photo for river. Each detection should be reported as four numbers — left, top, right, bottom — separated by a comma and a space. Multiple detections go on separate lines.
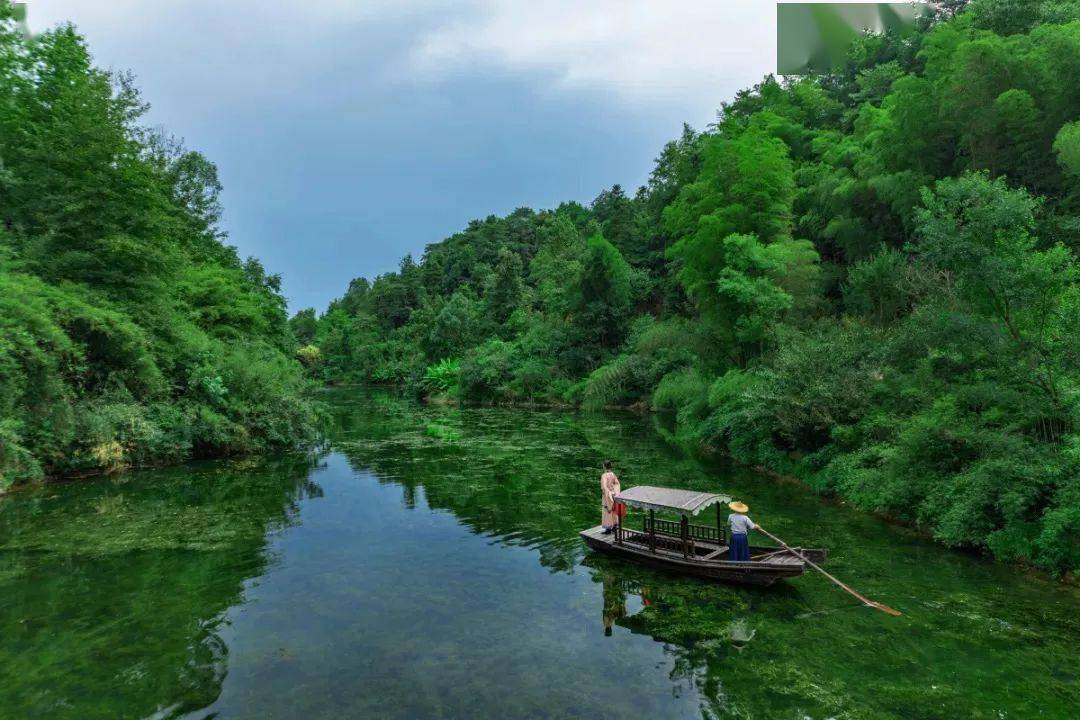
0, 389, 1076, 719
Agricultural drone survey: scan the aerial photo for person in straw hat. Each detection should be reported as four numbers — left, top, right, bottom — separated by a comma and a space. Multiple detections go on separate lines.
727, 500, 761, 561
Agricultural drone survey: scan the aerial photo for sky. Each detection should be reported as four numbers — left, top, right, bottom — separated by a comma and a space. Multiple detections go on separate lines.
29, 0, 783, 312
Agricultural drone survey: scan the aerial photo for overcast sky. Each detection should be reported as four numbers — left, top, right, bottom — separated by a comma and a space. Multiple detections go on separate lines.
30, 0, 782, 311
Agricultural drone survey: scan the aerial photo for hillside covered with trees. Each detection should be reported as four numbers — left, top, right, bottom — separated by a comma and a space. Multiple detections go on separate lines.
0, 5, 320, 487
299, 0, 1080, 575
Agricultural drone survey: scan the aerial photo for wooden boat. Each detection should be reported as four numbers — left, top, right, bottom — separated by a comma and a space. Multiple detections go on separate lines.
580, 485, 827, 587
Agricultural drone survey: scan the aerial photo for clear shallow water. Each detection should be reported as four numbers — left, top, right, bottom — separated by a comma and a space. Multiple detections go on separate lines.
0, 390, 1077, 719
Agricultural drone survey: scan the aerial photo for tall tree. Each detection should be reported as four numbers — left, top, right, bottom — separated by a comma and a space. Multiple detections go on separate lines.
486, 247, 524, 326
566, 234, 632, 370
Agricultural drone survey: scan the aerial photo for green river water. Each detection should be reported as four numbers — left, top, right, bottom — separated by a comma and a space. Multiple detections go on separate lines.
1, 389, 1077, 719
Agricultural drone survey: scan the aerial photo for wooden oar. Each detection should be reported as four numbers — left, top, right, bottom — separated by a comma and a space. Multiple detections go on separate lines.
757, 527, 902, 617
751, 547, 801, 561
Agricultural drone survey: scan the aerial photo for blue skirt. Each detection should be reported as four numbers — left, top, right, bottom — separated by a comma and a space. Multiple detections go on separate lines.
729, 533, 750, 562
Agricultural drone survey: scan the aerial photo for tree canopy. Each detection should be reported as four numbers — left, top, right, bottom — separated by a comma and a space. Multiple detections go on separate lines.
0, 5, 319, 486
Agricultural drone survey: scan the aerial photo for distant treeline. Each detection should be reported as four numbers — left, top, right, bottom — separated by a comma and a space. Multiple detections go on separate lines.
297, 0, 1079, 575
0, 4, 321, 487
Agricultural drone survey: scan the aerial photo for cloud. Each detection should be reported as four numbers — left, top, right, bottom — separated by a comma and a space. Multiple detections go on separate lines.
408, 0, 777, 110
30, 1, 433, 93
32, 1, 780, 115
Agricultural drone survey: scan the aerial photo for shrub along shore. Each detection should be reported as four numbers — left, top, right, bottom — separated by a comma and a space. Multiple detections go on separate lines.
297, 1, 1080, 577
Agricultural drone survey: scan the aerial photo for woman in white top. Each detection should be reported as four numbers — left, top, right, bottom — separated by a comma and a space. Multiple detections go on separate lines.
600, 461, 621, 534
727, 500, 761, 562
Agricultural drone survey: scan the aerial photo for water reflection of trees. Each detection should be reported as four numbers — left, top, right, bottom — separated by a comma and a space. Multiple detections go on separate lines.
0, 453, 323, 720
330, 389, 716, 574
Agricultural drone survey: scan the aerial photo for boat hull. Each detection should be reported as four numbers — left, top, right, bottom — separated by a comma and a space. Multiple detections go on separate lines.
580, 525, 826, 587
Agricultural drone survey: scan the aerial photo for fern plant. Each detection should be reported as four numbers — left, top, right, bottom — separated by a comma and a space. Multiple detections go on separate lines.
421, 358, 461, 396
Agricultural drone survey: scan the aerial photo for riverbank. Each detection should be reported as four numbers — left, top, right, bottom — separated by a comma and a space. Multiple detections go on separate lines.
0, 440, 327, 497
749, 463, 1078, 586
351, 384, 1080, 582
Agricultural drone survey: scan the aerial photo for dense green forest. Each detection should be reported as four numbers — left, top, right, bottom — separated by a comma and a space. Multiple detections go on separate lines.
298, 0, 1080, 575
0, 5, 320, 487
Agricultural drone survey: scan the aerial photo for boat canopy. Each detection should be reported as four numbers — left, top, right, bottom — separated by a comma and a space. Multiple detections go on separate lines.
614, 485, 731, 516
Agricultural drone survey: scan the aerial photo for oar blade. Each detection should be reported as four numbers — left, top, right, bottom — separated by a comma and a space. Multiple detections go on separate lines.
870, 601, 902, 617
758, 527, 902, 618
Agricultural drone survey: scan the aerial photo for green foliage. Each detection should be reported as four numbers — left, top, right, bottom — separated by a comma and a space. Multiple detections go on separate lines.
289, 308, 319, 345
652, 368, 712, 437
592, 184, 649, 266
459, 340, 517, 402
1054, 120, 1080, 177
580, 316, 711, 412
664, 127, 794, 255
913, 173, 1077, 415
486, 247, 524, 327
664, 126, 820, 364
421, 358, 461, 396
969, 0, 1047, 35
566, 234, 633, 371
296, 344, 322, 370
843, 247, 916, 323
425, 290, 484, 361
581, 354, 646, 411
0, 9, 319, 486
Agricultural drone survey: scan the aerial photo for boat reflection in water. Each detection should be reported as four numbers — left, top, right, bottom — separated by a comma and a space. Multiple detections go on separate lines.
601, 567, 628, 637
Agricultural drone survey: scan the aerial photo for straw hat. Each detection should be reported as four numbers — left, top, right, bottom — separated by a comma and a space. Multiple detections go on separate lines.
728, 501, 749, 513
